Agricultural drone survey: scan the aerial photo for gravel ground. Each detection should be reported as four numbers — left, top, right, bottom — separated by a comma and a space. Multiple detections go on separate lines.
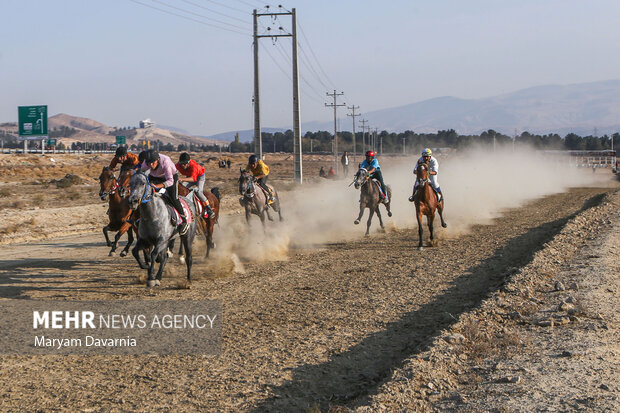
0, 186, 617, 412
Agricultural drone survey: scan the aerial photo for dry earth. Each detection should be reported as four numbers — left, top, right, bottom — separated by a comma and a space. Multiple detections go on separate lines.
0, 153, 618, 412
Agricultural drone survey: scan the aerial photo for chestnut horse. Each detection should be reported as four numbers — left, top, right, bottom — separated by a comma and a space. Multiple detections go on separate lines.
413, 162, 447, 250
178, 183, 221, 258
99, 167, 135, 257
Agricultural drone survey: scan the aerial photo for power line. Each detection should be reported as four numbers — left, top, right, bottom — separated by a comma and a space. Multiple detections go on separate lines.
202, 0, 251, 15
149, 0, 249, 31
128, 0, 248, 35
298, 23, 337, 90
179, 0, 249, 24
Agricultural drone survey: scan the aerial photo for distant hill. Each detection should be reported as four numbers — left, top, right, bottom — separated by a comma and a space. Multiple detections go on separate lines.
300, 79, 620, 136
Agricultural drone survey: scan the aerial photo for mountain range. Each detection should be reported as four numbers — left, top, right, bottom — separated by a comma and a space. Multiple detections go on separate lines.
208, 79, 620, 142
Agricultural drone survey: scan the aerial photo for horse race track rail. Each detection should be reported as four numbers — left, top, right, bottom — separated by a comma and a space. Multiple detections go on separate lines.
0, 187, 614, 412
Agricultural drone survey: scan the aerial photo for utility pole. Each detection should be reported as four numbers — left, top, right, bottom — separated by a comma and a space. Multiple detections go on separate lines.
326, 90, 345, 174
373, 128, 378, 152
347, 105, 360, 163
359, 119, 368, 154
253, 7, 303, 183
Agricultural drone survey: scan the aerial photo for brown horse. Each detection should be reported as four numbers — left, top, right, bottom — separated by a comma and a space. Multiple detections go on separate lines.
99, 167, 135, 257
177, 183, 221, 258
352, 167, 392, 236
413, 162, 447, 250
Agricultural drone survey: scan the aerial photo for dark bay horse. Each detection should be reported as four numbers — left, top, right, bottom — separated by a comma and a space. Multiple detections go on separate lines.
128, 172, 197, 287
413, 162, 447, 250
238, 169, 282, 226
99, 167, 135, 257
352, 167, 392, 236
178, 183, 221, 258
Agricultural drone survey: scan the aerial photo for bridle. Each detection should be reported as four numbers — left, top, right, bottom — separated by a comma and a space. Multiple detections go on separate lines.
416, 164, 429, 186
99, 172, 120, 200
130, 172, 154, 205
352, 168, 370, 189
239, 171, 255, 199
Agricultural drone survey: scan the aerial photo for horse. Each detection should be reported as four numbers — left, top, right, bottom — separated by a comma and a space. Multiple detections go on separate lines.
352, 167, 393, 236
177, 183, 221, 258
238, 169, 282, 226
128, 172, 197, 287
98, 167, 135, 257
413, 162, 447, 250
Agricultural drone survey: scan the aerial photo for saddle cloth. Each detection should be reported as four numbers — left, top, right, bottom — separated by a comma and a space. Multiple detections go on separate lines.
165, 197, 194, 226
371, 179, 387, 198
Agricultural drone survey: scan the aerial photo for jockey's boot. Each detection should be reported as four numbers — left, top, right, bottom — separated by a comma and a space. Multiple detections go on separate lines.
383, 194, 389, 204
408, 195, 415, 202
436, 187, 443, 202
203, 204, 215, 219
178, 215, 189, 236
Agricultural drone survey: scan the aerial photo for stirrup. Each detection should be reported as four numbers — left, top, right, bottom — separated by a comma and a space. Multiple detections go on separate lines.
178, 222, 189, 236
408, 196, 415, 202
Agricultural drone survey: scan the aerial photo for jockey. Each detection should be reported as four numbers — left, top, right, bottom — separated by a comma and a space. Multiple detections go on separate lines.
109, 146, 139, 175
361, 150, 389, 203
409, 148, 443, 202
245, 154, 274, 204
140, 150, 189, 235
175, 152, 214, 219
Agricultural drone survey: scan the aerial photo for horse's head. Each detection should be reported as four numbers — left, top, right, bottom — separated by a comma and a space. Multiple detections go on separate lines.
117, 169, 134, 198
98, 167, 118, 200
127, 172, 151, 210
416, 162, 429, 183
238, 169, 255, 198
353, 168, 370, 189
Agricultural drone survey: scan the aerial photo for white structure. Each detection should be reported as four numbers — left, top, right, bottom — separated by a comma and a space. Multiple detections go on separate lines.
139, 118, 155, 129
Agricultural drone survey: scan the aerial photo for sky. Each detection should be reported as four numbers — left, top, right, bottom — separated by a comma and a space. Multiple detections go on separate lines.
1, 0, 619, 137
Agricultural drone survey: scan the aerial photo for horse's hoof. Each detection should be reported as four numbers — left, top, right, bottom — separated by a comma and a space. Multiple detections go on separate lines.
167, 250, 173, 258
147, 280, 157, 288
108, 251, 116, 257
418, 246, 423, 251
354, 220, 360, 225
154, 279, 161, 286
179, 256, 186, 264
442, 223, 447, 228
388, 211, 393, 217
120, 251, 127, 257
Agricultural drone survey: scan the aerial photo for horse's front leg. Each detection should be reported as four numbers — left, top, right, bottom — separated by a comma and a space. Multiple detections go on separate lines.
148, 238, 168, 287
428, 213, 435, 244
103, 226, 112, 247
120, 224, 134, 257
206, 218, 215, 258
245, 204, 252, 225
182, 233, 193, 284
354, 202, 365, 225
416, 209, 424, 251
365, 207, 375, 236
132, 238, 148, 269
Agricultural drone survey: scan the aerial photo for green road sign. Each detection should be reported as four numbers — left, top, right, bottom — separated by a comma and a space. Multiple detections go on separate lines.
47, 138, 57, 146
18, 105, 48, 137
116, 136, 126, 145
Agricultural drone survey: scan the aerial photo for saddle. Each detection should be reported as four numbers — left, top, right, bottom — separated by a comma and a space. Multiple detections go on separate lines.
257, 184, 275, 205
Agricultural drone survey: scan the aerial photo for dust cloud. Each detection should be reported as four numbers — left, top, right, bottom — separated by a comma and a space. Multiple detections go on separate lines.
206, 148, 610, 270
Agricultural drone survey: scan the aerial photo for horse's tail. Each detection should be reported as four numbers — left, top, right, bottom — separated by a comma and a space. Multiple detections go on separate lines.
210, 187, 221, 202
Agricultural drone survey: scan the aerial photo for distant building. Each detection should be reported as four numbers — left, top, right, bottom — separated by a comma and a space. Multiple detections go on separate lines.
139, 118, 155, 129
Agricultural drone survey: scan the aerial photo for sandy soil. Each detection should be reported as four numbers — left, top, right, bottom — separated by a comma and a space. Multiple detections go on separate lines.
0, 152, 618, 412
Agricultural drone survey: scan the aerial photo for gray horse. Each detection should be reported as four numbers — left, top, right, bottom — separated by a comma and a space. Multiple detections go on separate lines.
128, 172, 197, 287
352, 167, 393, 236
238, 169, 282, 226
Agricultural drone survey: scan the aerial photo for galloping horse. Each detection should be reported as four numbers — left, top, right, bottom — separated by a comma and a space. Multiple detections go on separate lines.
352, 167, 393, 236
238, 169, 282, 226
99, 167, 135, 257
178, 183, 221, 258
128, 172, 197, 287
413, 162, 447, 250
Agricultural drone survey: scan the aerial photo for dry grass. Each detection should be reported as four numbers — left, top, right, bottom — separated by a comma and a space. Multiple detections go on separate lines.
458, 318, 527, 362
0, 188, 11, 197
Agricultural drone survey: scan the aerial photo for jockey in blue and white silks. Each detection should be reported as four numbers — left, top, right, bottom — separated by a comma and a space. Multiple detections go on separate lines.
361, 150, 389, 203
410, 148, 443, 202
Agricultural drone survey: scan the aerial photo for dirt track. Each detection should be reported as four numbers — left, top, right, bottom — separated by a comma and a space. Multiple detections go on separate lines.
0, 185, 617, 412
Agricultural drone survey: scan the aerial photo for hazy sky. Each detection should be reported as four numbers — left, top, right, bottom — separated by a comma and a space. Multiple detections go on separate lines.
1, 0, 619, 136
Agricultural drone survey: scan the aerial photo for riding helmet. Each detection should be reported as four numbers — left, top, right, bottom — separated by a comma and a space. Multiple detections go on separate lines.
144, 149, 159, 164
115, 146, 127, 157
179, 152, 191, 164
422, 148, 432, 156
248, 154, 259, 164
365, 150, 375, 158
